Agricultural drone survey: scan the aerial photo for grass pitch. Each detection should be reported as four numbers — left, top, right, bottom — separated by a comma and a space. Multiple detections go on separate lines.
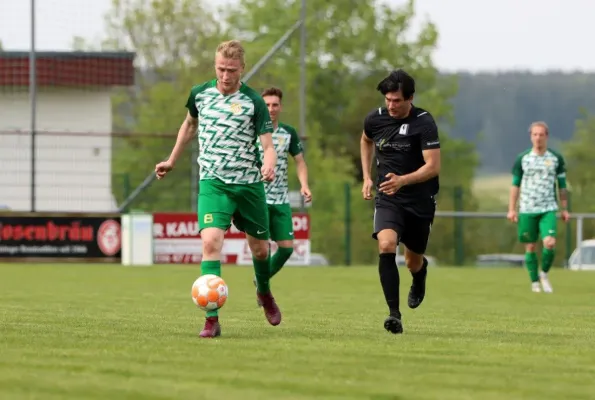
1, 264, 594, 400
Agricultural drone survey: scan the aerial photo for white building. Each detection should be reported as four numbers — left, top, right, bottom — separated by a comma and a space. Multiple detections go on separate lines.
0, 51, 135, 212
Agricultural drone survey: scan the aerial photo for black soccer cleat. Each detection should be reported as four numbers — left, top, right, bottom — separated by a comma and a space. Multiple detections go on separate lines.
408, 259, 428, 309
384, 312, 403, 334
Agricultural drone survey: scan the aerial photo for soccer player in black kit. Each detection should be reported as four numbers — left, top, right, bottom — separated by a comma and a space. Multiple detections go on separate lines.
360, 69, 441, 334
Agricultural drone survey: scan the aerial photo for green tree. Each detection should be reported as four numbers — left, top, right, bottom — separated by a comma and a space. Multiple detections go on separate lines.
102, 0, 227, 210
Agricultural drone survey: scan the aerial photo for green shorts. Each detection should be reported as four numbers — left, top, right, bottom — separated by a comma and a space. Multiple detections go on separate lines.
198, 179, 269, 240
517, 211, 558, 243
267, 203, 294, 242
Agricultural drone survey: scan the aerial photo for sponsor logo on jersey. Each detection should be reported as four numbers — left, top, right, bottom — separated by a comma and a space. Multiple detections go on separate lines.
230, 103, 242, 114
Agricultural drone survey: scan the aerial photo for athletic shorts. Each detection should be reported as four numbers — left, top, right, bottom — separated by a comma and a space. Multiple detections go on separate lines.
198, 179, 269, 240
372, 195, 436, 255
234, 203, 294, 242
517, 211, 557, 243
267, 203, 294, 242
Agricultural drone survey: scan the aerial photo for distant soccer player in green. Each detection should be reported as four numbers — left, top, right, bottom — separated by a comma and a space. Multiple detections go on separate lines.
507, 121, 570, 293
234, 87, 311, 297
154, 40, 282, 338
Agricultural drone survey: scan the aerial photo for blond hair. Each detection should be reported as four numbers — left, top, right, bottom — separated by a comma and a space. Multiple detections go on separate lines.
528, 121, 549, 135
216, 40, 245, 66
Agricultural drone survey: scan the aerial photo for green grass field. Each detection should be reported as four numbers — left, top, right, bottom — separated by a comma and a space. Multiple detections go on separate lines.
1, 264, 594, 400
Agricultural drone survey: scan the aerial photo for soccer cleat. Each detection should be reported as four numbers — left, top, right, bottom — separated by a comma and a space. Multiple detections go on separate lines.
199, 317, 221, 338
531, 282, 542, 293
539, 271, 553, 293
253, 276, 264, 307
384, 312, 403, 334
408, 259, 428, 309
257, 291, 282, 326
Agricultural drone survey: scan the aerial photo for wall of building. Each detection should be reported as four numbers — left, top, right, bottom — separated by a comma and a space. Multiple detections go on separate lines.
0, 89, 117, 212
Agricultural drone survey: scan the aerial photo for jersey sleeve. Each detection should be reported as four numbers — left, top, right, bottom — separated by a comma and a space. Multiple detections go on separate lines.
555, 153, 567, 189
185, 86, 199, 118
287, 126, 303, 156
511, 154, 523, 187
421, 122, 440, 150
252, 96, 274, 135
363, 111, 376, 139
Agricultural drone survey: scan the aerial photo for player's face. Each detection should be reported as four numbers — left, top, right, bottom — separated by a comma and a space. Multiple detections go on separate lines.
215, 54, 244, 93
530, 126, 548, 149
385, 90, 412, 119
263, 95, 281, 123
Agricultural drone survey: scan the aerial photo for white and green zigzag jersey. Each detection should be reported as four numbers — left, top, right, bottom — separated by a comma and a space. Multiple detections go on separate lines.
512, 148, 567, 213
186, 80, 273, 184
257, 123, 303, 205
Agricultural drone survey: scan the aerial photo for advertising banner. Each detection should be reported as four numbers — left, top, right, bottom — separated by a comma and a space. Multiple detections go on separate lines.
0, 213, 122, 262
153, 212, 310, 265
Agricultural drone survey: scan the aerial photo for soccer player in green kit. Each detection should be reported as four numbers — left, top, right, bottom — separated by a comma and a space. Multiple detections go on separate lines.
507, 121, 570, 293
234, 87, 311, 299
155, 40, 282, 338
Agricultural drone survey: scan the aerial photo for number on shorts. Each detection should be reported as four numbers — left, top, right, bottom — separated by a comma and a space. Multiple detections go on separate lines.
204, 214, 213, 224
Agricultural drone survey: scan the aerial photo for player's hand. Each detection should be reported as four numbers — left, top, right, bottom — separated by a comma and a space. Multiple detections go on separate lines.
155, 160, 174, 180
300, 186, 312, 203
261, 166, 275, 182
362, 178, 374, 200
379, 173, 406, 196
507, 210, 518, 223
561, 210, 571, 223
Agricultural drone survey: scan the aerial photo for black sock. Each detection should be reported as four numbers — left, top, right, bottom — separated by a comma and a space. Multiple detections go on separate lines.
379, 253, 400, 315
411, 257, 428, 284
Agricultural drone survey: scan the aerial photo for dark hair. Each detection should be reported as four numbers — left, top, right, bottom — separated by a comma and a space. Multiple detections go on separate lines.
376, 69, 415, 99
261, 87, 283, 101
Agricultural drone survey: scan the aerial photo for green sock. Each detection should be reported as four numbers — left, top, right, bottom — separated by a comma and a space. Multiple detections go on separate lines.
200, 260, 221, 317
253, 255, 271, 295
270, 247, 294, 278
542, 248, 555, 273
525, 252, 539, 282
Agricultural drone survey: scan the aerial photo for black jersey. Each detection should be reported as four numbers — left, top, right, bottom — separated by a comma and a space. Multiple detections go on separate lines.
363, 105, 440, 204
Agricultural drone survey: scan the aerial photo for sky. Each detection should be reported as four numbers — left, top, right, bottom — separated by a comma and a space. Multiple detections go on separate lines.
0, 0, 594, 72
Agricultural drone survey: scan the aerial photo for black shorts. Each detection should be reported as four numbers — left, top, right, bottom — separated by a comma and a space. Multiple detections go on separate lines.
372, 196, 435, 254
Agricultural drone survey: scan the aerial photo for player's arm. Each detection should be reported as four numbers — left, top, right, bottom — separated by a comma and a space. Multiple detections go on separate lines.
259, 133, 277, 172
167, 111, 198, 167
289, 128, 310, 192
360, 131, 375, 182
509, 155, 523, 213
401, 124, 440, 185
556, 155, 568, 211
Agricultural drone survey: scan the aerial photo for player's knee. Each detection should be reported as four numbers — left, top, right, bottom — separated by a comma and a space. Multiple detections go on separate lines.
525, 243, 537, 252
252, 246, 269, 260
404, 252, 423, 272
543, 236, 556, 249
378, 239, 398, 254
201, 228, 224, 257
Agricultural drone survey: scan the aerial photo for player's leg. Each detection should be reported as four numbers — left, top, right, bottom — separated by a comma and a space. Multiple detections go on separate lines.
517, 213, 541, 292
268, 203, 295, 279
236, 182, 282, 326
538, 211, 558, 293
197, 179, 236, 337
400, 213, 433, 309
373, 202, 405, 334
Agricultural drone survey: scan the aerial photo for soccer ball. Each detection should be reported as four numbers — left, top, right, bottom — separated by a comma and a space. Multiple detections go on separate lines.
191, 274, 228, 311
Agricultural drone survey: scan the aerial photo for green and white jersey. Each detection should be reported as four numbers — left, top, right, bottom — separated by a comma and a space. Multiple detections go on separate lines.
512, 148, 567, 213
186, 79, 273, 184
257, 122, 303, 205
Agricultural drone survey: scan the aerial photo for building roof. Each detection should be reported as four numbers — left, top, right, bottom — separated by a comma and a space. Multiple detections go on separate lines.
0, 51, 136, 87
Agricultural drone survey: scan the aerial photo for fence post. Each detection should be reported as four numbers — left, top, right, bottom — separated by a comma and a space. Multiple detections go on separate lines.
565, 191, 572, 266
454, 186, 464, 266
344, 182, 352, 266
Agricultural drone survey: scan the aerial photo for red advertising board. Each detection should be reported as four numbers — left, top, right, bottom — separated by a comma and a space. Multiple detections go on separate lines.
153, 212, 310, 265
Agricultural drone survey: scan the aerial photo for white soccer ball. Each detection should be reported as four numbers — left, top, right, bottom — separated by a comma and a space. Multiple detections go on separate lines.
191, 274, 229, 311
